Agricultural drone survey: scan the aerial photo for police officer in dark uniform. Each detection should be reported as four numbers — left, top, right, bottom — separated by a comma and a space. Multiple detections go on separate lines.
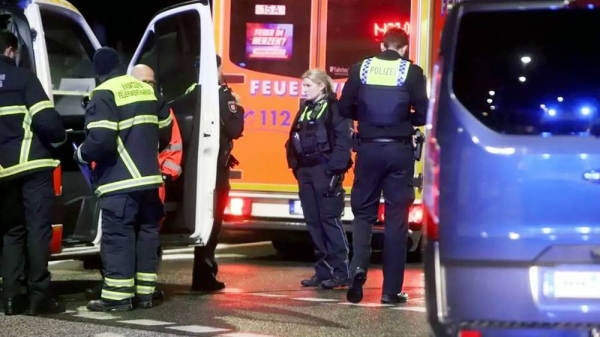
0, 30, 66, 315
339, 28, 428, 304
74, 47, 172, 312
191, 55, 244, 291
286, 69, 353, 289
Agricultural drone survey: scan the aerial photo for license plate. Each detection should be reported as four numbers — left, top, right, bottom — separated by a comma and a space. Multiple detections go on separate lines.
549, 271, 600, 299
289, 200, 303, 215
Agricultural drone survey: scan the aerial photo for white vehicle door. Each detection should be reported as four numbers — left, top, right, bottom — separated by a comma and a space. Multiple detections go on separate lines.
127, 0, 220, 245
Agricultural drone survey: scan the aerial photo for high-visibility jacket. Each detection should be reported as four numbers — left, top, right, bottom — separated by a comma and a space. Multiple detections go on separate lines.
77, 73, 172, 196
0, 55, 66, 180
158, 109, 182, 180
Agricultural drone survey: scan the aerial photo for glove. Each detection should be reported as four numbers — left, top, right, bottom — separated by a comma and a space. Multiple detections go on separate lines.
227, 155, 240, 168
162, 174, 173, 183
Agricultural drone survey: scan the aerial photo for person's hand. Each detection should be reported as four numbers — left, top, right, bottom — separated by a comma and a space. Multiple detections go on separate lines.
231, 92, 241, 104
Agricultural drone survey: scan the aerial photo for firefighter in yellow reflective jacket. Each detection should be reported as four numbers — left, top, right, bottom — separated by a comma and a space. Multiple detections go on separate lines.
74, 47, 172, 312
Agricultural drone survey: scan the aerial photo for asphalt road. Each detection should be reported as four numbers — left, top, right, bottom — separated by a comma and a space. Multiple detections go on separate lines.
0, 241, 429, 337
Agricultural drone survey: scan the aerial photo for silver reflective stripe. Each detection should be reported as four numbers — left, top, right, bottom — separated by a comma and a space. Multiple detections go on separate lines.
163, 160, 182, 175
163, 143, 183, 152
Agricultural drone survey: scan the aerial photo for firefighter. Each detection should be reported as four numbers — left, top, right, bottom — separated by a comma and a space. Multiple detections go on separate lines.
186, 55, 244, 291
0, 30, 66, 315
83, 64, 183, 302
74, 47, 172, 311
285, 69, 353, 289
339, 28, 428, 304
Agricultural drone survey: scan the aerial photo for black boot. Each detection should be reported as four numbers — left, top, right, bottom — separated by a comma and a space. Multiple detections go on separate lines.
3, 296, 26, 315
28, 297, 66, 315
87, 298, 132, 312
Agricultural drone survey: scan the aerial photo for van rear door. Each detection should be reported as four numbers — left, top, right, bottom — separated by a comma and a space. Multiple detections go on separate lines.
127, 0, 220, 246
425, 0, 600, 329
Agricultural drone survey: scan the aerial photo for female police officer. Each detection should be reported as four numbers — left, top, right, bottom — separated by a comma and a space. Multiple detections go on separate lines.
285, 69, 353, 289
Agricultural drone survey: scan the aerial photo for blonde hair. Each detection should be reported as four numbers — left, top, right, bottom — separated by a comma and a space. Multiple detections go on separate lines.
302, 68, 335, 96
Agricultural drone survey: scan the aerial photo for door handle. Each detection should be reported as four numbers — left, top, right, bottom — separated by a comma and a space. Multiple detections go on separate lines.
583, 170, 600, 183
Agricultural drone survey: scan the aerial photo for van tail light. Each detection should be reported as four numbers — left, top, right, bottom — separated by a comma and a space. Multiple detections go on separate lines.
459, 331, 482, 337
378, 203, 385, 222
50, 224, 63, 254
224, 197, 252, 217
377, 203, 423, 228
423, 59, 442, 241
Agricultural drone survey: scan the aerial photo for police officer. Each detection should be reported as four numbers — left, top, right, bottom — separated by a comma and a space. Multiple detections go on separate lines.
286, 69, 353, 289
74, 47, 172, 311
191, 55, 244, 291
0, 30, 66, 315
339, 28, 428, 304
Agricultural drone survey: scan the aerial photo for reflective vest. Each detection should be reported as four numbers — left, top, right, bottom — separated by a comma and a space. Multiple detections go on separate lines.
87, 75, 171, 196
158, 109, 183, 179
357, 57, 411, 126
291, 99, 332, 159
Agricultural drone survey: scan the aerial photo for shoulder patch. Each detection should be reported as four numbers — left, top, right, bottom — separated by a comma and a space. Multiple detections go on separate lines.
228, 101, 237, 113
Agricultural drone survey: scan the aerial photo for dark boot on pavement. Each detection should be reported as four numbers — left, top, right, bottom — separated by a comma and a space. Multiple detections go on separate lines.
87, 298, 132, 312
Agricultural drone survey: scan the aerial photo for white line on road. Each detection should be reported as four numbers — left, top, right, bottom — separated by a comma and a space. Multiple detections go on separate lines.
74, 312, 121, 320
339, 302, 394, 307
292, 297, 339, 302
166, 325, 231, 333
391, 307, 427, 313
118, 319, 175, 326
219, 333, 277, 337
248, 293, 288, 298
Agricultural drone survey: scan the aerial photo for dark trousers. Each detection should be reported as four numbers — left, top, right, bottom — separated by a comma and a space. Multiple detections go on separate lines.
0, 170, 54, 301
192, 168, 229, 283
297, 164, 350, 280
350, 142, 415, 295
100, 188, 163, 300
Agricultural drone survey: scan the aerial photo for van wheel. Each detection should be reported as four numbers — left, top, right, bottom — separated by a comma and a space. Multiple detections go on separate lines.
82, 255, 102, 270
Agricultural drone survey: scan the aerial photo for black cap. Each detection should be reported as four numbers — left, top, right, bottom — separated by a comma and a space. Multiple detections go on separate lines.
93, 47, 120, 76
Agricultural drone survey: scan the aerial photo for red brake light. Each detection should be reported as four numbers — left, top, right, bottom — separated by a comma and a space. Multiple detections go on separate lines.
378, 203, 385, 222
459, 331, 482, 337
409, 204, 423, 224
377, 203, 423, 226
224, 197, 252, 217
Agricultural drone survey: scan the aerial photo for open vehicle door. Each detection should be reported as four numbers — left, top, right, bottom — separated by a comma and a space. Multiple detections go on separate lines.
127, 0, 220, 246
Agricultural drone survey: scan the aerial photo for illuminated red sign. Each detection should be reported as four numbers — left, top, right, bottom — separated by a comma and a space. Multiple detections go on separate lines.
373, 21, 411, 37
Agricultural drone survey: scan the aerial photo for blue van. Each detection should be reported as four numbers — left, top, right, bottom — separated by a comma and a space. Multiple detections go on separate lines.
423, 1, 600, 336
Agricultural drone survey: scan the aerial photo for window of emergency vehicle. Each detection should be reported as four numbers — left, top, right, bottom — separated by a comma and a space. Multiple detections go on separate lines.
135, 10, 200, 102
39, 8, 96, 94
453, 10, 600, 136
228, 0, 311, 78
324, 0, 411, 79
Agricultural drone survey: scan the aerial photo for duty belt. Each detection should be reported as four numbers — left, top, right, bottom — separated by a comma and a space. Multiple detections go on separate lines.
298, 153, 326, 167
360, 137, 412, 144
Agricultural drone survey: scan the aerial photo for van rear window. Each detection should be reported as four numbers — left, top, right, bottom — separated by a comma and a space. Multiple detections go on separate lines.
452, 9, 600, 136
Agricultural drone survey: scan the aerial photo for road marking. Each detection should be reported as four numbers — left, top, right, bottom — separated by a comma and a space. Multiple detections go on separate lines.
391, 306, 427, 313
118, 319, 175, 326
249, 293, 288, 298
292, 297, 339, 302
219, 333, 276, 337
166, 325, 231, 333
74, 312, 121, 320
339, 302, 394, 307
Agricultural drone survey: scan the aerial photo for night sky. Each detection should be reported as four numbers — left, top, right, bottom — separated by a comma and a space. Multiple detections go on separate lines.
69, 0, 186, 55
